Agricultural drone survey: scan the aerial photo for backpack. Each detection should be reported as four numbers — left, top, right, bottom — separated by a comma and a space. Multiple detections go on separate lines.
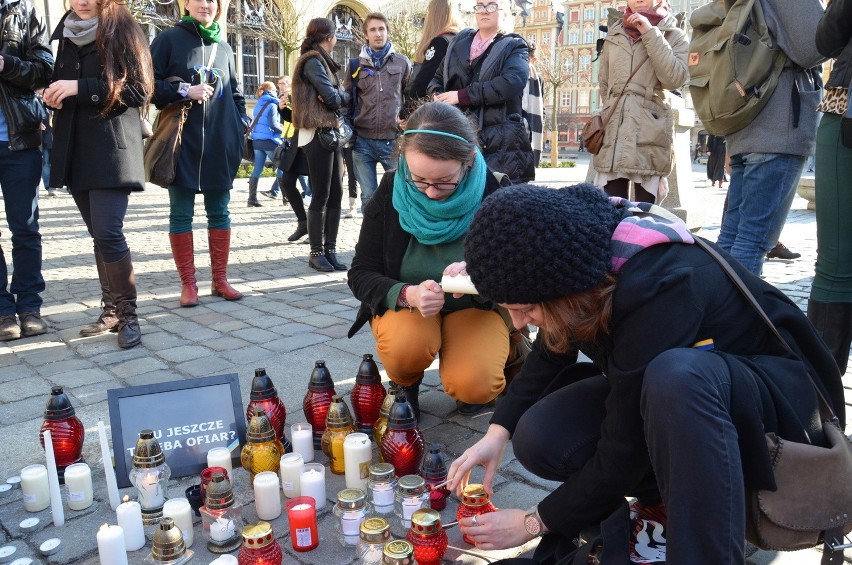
687, 0, 787, 136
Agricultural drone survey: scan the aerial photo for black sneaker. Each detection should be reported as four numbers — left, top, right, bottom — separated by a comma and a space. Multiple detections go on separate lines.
457, 399, 496, 416
19, 312, 47, 337
260, 190, 277, 199
0, 315, 20, 341
766, 242, 801, 260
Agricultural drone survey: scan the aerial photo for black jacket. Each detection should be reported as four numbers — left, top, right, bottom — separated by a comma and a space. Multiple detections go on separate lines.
491, 241, 846, 540
816, 0, 852, 90
0, 0, 53, 151
347, 169, 506, 338
49, 13, 146, 191
150, 21, 247, 192
406, 33, 455, 103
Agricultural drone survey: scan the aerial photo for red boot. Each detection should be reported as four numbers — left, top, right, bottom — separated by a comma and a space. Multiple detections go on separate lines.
169, 232, 198, 307
208, 229, 243, 300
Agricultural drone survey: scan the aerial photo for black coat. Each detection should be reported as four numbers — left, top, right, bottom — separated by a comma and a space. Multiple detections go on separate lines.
49, 14, 146, 191
347, 169, 506, 337
817, 0, 852, 90
150, 21, 247, 192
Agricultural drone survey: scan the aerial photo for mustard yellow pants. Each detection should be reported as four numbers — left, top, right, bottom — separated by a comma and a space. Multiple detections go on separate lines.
371, 307, 509, 404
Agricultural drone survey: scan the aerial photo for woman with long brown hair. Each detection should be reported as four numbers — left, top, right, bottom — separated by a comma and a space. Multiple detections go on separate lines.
44, 0, 154, 348
405, 0, 463, 104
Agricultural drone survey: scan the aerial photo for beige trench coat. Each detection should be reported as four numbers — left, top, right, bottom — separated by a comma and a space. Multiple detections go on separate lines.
593, 15, 688, 177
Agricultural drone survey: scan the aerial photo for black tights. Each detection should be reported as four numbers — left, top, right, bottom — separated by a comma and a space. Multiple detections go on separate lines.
280, 171, 306, 222
603, 178, 655, 203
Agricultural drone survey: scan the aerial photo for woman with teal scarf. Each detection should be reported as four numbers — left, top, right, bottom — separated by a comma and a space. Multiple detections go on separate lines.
348, 101, 511, 416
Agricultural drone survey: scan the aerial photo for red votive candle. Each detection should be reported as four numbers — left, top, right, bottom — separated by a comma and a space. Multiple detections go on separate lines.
286, 496, 319, 552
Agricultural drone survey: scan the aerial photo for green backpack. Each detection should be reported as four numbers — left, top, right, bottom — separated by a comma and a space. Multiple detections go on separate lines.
687, 0, 788, 136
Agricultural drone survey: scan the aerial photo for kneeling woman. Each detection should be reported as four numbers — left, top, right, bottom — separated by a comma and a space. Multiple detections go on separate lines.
452, 184, 845, 564
348, 102, 510, 416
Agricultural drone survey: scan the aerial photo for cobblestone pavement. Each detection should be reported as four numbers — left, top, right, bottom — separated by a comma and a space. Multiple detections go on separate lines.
0, 160, 848, 564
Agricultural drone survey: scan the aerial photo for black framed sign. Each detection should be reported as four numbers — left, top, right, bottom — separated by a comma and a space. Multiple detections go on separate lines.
107, 374, 246, 488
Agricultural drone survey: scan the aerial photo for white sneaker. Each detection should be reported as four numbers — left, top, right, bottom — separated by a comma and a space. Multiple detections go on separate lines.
46, 189, 56, 197
303, 196, 312, 206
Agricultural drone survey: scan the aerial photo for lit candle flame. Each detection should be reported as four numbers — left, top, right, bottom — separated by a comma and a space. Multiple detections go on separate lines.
122, 495, 130, 503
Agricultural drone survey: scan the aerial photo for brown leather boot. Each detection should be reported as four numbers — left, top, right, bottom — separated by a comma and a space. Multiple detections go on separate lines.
103, 252, 141, 349
80, 249, 119, 336
208, 229, 243, 300
169, 232, 198, 306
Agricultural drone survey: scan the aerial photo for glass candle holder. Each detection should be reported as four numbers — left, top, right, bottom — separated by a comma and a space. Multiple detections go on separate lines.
40, 386, 85, 484
238, 521, 283, 565
380, 394, 423, 477
366, 463, 397, 514
129, 430, 171, 526
406, 509, 448, 565
382, 540, 415, 565
279, 453, 304, 498
200, 467, 229, 504
372, 384, 400, 459
64, 462, 94, 510
241, 408, 285, 482
299, 462, 326, 511
394, 475, 429, 532
246, 368, 287, 445
302, 360, 336, 449
356, 517, 390, 565
351, 354, 386, 434
285, 496, 319, 551
332, 488, 371, 547
419, 445, 449, 511
201, 472, 243, 554
455, 483, 497, 545
321, 395, 356, 475
20, 464, 50, 512
145, 517, 193, 565
290, 422, 314, 463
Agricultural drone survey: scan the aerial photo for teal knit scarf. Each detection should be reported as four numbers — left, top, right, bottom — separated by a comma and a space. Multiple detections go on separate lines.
392, 148, 487, 245
182, 16, 222, 43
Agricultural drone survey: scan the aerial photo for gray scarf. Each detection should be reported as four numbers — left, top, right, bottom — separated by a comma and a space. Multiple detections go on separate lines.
63, 13, 98, 46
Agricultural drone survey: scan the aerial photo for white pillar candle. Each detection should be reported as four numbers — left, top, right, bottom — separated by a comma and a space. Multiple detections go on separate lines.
115, 498, 145, 551
299, 463, 326, 510
42, 430, 65, 527
98, 420, 121, 511
64, 463, 93, 511
279, 453, 304, 498
253, 471, 282, 520
209, 517, 236, 542
20, 464, 50, 512
290, 423, 314, 463
96, 524, 128, 565
162, 498, 194, 548
206, 447, 233, 474
343, 433, 372, 491
209, 556, 238, 565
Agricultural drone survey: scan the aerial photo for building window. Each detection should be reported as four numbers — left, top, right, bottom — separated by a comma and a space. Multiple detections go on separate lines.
600, 5, 609, 18
584, 8, 594, 20
242, 36, 259, 97
569, 32, 578, 45
528, 32, 537, 44
580, 54, 591, 70
584, 30, 594, 43
570, 9, 579, 21
561, 91, 571, 107
578, 89, 590, 106
263, 40, 280, 81
542, 32, 551, 45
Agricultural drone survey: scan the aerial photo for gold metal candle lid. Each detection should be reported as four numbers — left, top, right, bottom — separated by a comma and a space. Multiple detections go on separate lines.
205, 472, 235, 510
368, 463, 395, 483
336, 488, 367, 510
383, 540, 414, 564
242, 521, 275, 550
132, 430, 165, 468
151, 517, 186, 561
360, 517, 391, 543
397, 474, 426, 496
410, 508, 442, 535
461, 483, 490, 507
325, 395, 354, 427
246, 407, 276, 443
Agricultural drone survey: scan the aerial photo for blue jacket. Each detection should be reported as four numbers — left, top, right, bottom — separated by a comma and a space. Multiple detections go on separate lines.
251, 91, 282, 143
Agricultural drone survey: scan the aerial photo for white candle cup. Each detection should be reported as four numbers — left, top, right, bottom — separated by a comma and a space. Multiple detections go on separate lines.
209, 517, 236, 542
96, 524, 129, 565
206, 447, 233, 474
115, 499, 145, 551
299, 463, 327, 511
343, 433, 372, 491
20, 464, 50, 513
42, 430, 65, 527
290, 423, 314, 463
279, 453, 304, 498
162, 498, 194, 548
98, 420, 121, 511
253, 471, 282, 520
64, 463, 93, 511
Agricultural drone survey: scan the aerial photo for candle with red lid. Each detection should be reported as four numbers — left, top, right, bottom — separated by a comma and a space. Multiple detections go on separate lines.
456, 483, 497, 545
302, 361, 336, 449
238, 521, 282, 565
406, 509, 448, 565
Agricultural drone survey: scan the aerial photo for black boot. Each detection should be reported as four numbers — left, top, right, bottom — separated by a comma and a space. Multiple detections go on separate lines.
400, 377, 422, 421
807, 299, 852, 374
247, 178, 262, 207
307, 209, 334, 272
288, 220, 308, 242
103, 252, 142, 349
80, 249, 119, 336
324, 208, 348, 271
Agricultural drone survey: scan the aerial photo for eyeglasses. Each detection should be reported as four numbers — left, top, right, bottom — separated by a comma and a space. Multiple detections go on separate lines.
406, 165, 466, 193
473, 3, 500, 13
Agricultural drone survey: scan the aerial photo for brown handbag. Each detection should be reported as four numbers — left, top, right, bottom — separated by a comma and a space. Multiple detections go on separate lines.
694, 237, 852, 561
143, 100, 191, 188
582, 57, 648, 155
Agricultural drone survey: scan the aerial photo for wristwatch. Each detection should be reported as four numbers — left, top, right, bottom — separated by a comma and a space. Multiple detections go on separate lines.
524, 508, 545, 537
177, 82, 191, 98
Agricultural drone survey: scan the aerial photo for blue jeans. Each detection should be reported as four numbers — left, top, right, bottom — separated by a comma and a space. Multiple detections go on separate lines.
269, 174, 309, 197
72, 190, 130, 262
0, 145, 44, 315
716, 152, 807, 275
251, 147, 276, 179
352, 137, 394, 206
41, 147, 51, 190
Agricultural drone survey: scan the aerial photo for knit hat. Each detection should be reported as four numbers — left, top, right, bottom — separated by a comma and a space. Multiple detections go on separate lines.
464, 183, 624, 304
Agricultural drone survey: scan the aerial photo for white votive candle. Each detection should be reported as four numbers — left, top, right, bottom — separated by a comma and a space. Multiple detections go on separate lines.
279, 453, 304, 498
162, 497, 194, 548
299, 463, 326, 510
115, 498, 145, 551
64, 463, 93, 511
20, 465, 49, 512
290, 423, 314, 463
96, 524, 128, 565
209, 556, 238, 565
343, 433, 372, 491
98, 420, 121, 510
209, 517, 236, 542
253, 471, 282, 520
206, 447, 233, 474
42, 431, 65, 527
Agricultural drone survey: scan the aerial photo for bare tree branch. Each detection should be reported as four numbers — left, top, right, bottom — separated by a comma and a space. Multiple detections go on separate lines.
386, 8, 425, 60
128, 0, 180, 31
229, 0, 311, 72
537, 44, 574, 163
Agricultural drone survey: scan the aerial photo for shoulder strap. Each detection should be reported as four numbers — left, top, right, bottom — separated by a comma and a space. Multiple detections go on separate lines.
600, 56, 649, 128
692, 237, 839, 422
247, 101, 274, 131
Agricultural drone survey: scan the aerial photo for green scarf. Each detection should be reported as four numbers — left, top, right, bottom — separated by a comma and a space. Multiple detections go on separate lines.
392, 148, 487, 245
182, 16, 222, 43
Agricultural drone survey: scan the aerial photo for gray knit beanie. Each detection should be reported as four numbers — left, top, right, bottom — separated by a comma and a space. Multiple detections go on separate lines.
464, 183, 624, 304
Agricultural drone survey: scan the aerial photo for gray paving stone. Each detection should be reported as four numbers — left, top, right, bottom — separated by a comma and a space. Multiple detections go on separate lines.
156, 345, 213, 363
50, 368, 113, 389
229, 327, 280, 344
174, 355, 235, 378
0, 376, 51, 402
122, 370, 184, 388
0, 363, 34, 384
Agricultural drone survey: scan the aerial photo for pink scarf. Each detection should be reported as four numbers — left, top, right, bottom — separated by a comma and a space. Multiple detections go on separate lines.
622, 0, 670, 41
470, 30, 498, 61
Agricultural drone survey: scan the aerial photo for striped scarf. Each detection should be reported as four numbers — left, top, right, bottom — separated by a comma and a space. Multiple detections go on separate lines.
609, 198, 694, 272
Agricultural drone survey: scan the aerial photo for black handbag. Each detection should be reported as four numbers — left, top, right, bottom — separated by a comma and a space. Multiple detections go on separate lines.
316, 116, 353, 152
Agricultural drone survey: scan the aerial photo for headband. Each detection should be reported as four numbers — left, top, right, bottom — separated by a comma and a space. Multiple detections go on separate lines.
402, 129, 471, 144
